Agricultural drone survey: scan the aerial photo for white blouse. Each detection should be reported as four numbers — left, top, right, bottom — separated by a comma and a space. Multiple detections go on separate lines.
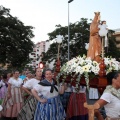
100, 92, 120, 118
34, 84, 59, 99
23, 78, 40, 89
8, 77, 23, 88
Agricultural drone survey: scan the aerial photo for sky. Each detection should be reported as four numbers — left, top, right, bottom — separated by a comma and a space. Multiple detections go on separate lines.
0, 0, 120, 43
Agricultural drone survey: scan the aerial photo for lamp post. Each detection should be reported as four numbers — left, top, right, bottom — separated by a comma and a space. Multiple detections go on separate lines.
99, 29, 107, 59
56, 35, 63, 60
68, 0, 74, 61
55, 35, 63, 73
99, 28, 107, 77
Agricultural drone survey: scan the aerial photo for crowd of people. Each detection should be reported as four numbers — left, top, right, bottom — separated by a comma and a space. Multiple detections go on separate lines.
0, 68, 120, 120
0, 68, 89, 120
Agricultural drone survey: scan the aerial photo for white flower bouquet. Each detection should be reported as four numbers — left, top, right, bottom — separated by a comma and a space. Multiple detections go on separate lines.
104, 57, 120, 74
57, 55, 120, 89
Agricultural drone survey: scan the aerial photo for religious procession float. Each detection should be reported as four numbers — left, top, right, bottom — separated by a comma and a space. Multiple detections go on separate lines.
55, 12, 120, 92
54, 12, 120, 120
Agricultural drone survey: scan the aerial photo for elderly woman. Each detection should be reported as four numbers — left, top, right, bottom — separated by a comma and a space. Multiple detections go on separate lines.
32, 68, 66, 120
94, 71, 120, 120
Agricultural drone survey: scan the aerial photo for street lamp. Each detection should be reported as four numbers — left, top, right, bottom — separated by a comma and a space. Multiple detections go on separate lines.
68, 0, 74, 61
99, 28, 108, 59
56, 35, 63, 60
55, 35, 63, 73
99, 26, 107, 77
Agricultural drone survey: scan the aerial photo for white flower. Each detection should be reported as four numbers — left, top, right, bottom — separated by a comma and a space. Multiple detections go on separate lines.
59, 55, 120, 86
75, 66, 83, 74
82, 65, 90, 72
60, 55, 100, 76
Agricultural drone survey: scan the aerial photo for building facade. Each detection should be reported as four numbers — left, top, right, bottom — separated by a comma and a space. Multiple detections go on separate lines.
27, 40, 55, 70
27, 41, 50, 69
113, 28, 120, 49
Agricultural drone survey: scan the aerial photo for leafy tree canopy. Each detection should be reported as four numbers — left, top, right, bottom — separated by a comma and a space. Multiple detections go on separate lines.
42, 18, 120, 66
43, 18, 90, 65
0, 6, 34, 69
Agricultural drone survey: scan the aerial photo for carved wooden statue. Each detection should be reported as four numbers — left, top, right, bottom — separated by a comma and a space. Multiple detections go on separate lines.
87, 12, 102, 63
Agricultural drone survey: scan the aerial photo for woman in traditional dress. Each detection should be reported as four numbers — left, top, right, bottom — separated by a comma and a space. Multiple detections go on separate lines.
66, 85, 88, 120
2, 70, 23, 119
17, 68, 43, 120
32, 68, 66, 120
22, 71, 33, 101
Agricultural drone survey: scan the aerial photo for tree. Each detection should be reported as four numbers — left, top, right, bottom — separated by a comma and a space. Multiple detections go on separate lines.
42, 18, 120, 66
42, 18, 90, 65
0, 6, 34, 69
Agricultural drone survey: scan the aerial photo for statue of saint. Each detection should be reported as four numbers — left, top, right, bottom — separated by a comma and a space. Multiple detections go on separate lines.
87, 12, 102, 63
